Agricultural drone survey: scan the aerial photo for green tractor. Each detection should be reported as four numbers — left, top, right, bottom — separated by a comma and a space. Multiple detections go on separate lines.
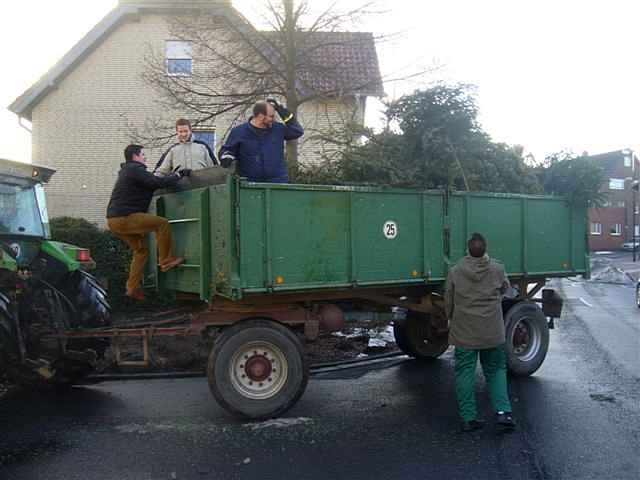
0, 158, 110, 387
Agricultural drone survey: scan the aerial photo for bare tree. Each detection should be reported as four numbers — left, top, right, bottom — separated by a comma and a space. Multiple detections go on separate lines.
138, 0, 395, 175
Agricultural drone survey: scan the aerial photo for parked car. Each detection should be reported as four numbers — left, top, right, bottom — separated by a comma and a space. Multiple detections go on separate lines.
622, 241, 640, 251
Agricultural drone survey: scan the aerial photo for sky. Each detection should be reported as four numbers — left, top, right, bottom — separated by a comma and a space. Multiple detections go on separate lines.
0, 0, 638, 164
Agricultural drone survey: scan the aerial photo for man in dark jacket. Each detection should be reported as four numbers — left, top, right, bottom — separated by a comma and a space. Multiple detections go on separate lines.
444, 233, 516, 432
106, 144, 190, 301
218, 99, 304, 182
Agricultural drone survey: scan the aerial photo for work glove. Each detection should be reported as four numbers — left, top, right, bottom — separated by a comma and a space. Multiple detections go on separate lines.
219, 151, 236, 168
178, 168, 192, 178
266, 98, 291, 121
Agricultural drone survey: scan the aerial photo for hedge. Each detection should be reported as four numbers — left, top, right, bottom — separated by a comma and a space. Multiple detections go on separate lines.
49, 217, 173, 313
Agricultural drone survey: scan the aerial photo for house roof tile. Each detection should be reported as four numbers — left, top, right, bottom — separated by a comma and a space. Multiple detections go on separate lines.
9, 4, 384, 120
261, 31, 384, 97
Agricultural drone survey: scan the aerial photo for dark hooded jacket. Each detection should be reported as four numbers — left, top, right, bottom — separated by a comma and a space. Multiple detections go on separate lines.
106, 162, 180, 218
218, 115, 304, 183
444, 254, 510, 349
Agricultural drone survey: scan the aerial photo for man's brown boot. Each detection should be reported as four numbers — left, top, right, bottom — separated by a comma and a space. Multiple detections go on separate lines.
126, 288, 145, 301
160, 256, 185, 272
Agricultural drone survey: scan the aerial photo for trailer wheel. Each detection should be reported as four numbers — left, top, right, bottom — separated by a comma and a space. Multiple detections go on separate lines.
207, 319, 309, 420
504, 301, 549, 376
393, 311, 449, 360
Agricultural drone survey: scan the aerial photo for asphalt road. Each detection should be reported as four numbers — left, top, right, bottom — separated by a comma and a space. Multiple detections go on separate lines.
1, 279, 638, 480
514, 277, 639, 479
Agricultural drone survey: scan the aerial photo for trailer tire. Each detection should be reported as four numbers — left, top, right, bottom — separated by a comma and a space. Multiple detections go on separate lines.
207, 319, 308, 420
504, 301, 549, 376
393, 311, 449, 360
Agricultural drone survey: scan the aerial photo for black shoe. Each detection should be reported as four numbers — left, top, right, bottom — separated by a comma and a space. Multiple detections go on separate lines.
461, 419, 485, 432
496, 411, 516, 430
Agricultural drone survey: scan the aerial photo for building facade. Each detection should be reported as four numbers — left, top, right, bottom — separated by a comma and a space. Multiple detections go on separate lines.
587, 150, 639, 251
9, 0, 383, 226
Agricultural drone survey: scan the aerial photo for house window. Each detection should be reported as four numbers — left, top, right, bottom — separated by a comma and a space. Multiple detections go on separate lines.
192, 129, 216, 156
590, 222, 602, 235
609, 178, 625, 190
166, 40, 192, 75
610, 224, 622, 236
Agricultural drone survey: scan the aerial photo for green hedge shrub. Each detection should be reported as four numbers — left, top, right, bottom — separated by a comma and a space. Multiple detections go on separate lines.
50, 217, 131, 310
50, 217, 177, 315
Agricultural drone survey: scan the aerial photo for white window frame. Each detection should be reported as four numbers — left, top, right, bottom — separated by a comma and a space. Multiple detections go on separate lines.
610, 224, 622, 236
624, 155, 632, 167
165, 40, 192, 76
590, 222, 602, 235
609, 178, 625, 190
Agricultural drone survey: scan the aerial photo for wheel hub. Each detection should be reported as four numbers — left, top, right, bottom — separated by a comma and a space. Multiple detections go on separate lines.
244, 354, 272, 382
513, 323, 531, 354
229, 341, 288, 400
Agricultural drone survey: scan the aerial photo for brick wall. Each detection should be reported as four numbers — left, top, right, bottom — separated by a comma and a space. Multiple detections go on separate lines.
588, 208, 626, 251
585, 152, 640, 250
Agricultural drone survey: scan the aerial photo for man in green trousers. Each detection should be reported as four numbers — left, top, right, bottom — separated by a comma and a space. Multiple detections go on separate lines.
444, 232, 516, 432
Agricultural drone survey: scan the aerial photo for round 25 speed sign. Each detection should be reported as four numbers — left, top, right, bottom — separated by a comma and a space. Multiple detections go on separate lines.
383, 220, 398, 239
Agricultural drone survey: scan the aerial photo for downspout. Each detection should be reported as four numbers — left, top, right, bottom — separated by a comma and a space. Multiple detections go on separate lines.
18, 116, 32, 133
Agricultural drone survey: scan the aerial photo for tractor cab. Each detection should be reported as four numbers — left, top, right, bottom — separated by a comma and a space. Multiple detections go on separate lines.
0, 158, 93, 271
0, 158, 54, 268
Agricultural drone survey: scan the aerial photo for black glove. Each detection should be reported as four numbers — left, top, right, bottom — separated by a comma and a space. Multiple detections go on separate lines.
178, 168, 192, 178
219, 151, 236, 168
266, 98, 289, 119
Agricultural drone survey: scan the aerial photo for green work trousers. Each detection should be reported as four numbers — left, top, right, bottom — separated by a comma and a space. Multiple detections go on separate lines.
454, 345, 512, 422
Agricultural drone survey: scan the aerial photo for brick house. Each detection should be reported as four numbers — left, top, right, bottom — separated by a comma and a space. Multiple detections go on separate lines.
586, 149, 640, 251
8, 0, 383, 226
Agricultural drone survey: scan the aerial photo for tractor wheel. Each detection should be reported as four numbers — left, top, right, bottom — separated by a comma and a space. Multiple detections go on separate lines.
207, 319, 308, 420
59, 270, 111, 365
0, 306, 18, 379
393, 311, 449, 360
3, 272, 112, 389
504, 301, 549, 376
60, 270, 111, 329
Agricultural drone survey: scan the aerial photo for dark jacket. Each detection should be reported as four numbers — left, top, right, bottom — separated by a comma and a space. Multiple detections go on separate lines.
218, 116, 304, 183
106, 162, 180, 218
444, 254, 510, 349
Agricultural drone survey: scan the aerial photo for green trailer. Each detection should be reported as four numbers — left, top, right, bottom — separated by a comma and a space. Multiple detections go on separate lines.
144, 168, 587, 419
